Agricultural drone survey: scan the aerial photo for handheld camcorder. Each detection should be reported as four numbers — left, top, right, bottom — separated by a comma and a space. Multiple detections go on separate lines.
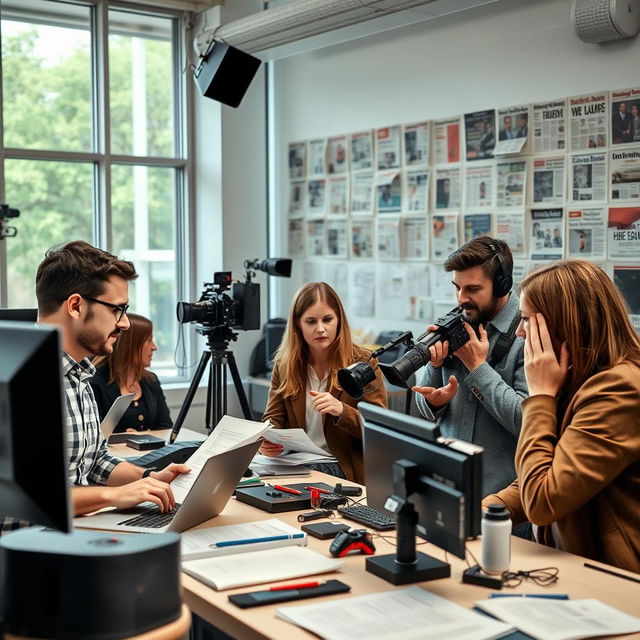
0, 203, 20, 240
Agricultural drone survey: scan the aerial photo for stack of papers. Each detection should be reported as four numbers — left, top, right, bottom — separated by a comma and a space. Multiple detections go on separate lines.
257, 427, 338, 467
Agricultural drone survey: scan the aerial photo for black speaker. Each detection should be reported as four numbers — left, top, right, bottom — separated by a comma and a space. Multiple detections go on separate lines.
194, 41, 261, 108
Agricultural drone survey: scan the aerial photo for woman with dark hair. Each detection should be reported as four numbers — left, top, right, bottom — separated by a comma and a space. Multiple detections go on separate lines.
484, 260, 640, 572
260, 282, 388, 483
91, 313, 173, 433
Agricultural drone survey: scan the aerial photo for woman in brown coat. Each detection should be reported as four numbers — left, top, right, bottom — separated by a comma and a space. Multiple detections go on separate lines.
485, 260, 640, 572
260, 282, 387, 484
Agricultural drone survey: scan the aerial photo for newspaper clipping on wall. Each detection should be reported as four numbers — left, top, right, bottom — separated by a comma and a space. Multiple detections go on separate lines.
303, 261, 324, 284
610, 87, 640, 146
307, 179, 326, 215
569, 92, 608, 151
351, 219, 375, 259
324, 262, 348, 303
463, 213, 492, 242
326, 135, 349, 174
566, 207, 606, 260
494, 105, 528, 155
465, 162, 494, 210
496, 160, 526, 208
608, 206, 640, 260
430, 263, 457, 303
289, 141, 306, 178
532, 99, 567, 154
308, 139, 326, 176
403, 216, 429, 260
613, 265, 640, 332
351, 130, 374, 171
610, 148, 640, 201
289, 181, 305, 216
403, 121, 430, 167
348, 263, 376, 317
326, 219, 348, 259
530, 208, 564, 260
432, 213, 459, 260
532, 157, 566, 205
351, 172, 374, 215
376, 263, 430, 321
288, 218, 305, 257
570, 152, 607, 202
376, 171, 402, 214
496, 211, 526, 256
464, 109, 495, 161
433, 117, 461, 164
405, 169, 430, 213
307, 219, 325, 257
434, 166, 461, 210
376, 125, 402, 170
377, 217, 401, 260
328, 176, 349, 215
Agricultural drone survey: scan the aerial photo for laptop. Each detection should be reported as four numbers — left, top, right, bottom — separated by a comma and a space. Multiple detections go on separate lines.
73, 440, 261, 534
99, 393, 136, 444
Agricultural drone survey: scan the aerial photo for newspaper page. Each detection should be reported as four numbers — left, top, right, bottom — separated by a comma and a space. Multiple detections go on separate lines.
532, 157, 566, 205
351, 130, 374, 171
377, 217, 401, 260
610, 147, 640, 201
326, 135, 348, 175
307, 219, 325, 257
376, 264, 430, 321
613, 265, 640, 332
569, 92, 608, 151
303, 261, 324, 283
494, 104, 529, 155
376, 170, 402, 214
463, 213, 492, 242
323, 262, 348, 303
403, 216, 429, 260
567, 207, 606, 260
403, 121, 430, 167
495, 211, 526, 256
608, 206, 640, 260
288, 218, 305, 257
288, 180, 305, 216
405, 169, 430, 213
288, 141, 306, 179
465, 109, 495, 161
464, 162, 495, 210
433, 116, 461, 164
348, 263, 376, 317
512, 260, 528, 291
430, 263, 457, 303
350, 219, 375, 259
611, 87, 640, 146
496, 160, 526, 208
351, 172, 374, 215
530, 208, 565, 260
308, 139, 326, 176
307, 178, 326, 216
434, 166, 462, 210
570, 152, 607, 202
327, 176, 349, 215
405, 264, 431, 321
326, 219, 348, 259
376, 125, 402, 170
532, 99, 567, 154
432, 213, 459, 261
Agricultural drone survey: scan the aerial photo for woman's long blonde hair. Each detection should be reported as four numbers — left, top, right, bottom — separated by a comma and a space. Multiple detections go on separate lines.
273, 282, 366, 398
520, 260, 640, 397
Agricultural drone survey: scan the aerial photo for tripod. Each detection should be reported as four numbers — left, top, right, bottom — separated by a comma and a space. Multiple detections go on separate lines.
169, 325, 253, 443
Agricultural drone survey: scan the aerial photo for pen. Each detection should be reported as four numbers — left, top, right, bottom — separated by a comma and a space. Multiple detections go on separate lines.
269, 581, 320, 591
211, 533, 305, 548
304, 486, 331, 494
584, 562, 640, 584
273, 484, 302, 495
489, 594, 569, 599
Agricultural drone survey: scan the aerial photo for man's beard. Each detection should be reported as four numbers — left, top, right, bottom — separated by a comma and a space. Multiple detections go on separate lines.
460, 298, 500, 326
77, 324, 121, 357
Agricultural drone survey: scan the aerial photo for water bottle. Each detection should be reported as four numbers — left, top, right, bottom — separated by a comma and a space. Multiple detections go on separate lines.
481, 503, 511, 574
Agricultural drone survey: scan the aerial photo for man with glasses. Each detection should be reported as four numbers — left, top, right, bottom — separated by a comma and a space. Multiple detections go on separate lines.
1, 240, 189, 533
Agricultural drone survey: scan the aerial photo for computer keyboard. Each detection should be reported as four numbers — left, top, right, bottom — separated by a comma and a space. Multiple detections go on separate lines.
118, 504, 181, 528
130, 440, 204, 469
337, 504, 396, 531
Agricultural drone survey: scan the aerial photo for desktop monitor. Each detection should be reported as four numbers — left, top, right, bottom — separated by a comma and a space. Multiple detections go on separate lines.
0, 321, 71, 532
264, 318, 286, 370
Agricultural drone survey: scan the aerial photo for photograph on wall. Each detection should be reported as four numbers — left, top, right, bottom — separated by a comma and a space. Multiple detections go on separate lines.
288, 180, 306, 216
613, 265, 640, 332
351, 130, 374, 171
464, 109, 495, 161
610, 87, 640, 145
308, 139, 326, 176
610, 148, 640, 201
494, 105, 529, 155
495, 211, 526, 256
288, 218, 305, 257
325, 219, 349, 259
608, 206, 640, 260
306, 178, 326, 215
307, 219, 326, 257
463, 213, 492, 242
569, 152, 607, 202
326, 135, 349, 174
433, 116, 461, 164
567, 207, 606, 261
529, 208, 564, 261
464, 162, 494, 210
569, 92, 608, 151
434, 166, 461, 210
403, 216, 429, 260
531, 157, 565, 204
351, 219, 375, 259
532, 99, 566, 154
403, 121, 430, 167
327, 176, 349, 215
348, 263, 376, 317
496, 160, 526, 208
351, 171, 374, 215
405, 169, 430, 213
376, 125, 402, 170
288, 141, 306, 179
432, 212, 459, 261
377, 217, 401, 260
376, 171, 402, 214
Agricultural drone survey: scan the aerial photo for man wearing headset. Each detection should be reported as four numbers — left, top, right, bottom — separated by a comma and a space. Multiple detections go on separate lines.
413, 237, 528, 498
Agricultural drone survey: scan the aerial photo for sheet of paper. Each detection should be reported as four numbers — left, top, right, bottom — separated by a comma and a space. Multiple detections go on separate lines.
264, 427, 333, 458
276, 586, 514, 640
252, 452, 337, 467
251, 462, 311, 477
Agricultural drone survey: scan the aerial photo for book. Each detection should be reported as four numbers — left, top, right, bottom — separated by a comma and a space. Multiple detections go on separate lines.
180, 518, 307, 561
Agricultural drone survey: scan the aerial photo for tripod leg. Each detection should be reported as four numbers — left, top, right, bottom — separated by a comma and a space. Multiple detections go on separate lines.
205, 357, 215, 433
226, 351, 253, 420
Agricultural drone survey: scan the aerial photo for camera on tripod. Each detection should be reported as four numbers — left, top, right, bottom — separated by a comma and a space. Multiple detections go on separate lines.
0, 203, 20, 240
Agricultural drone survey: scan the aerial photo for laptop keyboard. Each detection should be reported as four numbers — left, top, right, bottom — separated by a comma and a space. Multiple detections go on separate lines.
118, 503, 181, 528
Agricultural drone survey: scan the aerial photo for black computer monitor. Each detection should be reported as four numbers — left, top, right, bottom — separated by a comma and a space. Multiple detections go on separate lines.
0, 322, 71, 532
360, 402, 483, 585
264, 319, 286, 370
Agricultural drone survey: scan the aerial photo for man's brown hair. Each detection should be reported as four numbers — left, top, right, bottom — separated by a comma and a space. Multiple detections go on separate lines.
443, 235, 513, 283
36, 240, 138, 315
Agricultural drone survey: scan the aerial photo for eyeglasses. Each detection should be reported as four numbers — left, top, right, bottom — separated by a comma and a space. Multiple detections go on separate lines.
81, 295, 129, 322
501, 567, 559, 588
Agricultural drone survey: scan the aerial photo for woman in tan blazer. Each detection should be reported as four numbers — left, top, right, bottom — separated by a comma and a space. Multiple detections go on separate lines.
260, 282, 388, 484
484, 260, 640, 572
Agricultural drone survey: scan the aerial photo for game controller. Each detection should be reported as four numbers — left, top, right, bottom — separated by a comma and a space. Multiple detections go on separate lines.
329, 529, 376, 557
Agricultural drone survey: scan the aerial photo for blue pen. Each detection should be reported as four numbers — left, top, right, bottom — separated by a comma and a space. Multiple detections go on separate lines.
489, 593, 569, 599
211, 533, 305, 548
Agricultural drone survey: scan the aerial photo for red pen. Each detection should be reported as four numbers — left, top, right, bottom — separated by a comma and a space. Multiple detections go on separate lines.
304, 485, 331, 494
269, 581, 320, 591
273, 484, 302, 495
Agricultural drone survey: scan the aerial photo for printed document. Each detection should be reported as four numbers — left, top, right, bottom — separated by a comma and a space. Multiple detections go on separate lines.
264, 427, 333, 458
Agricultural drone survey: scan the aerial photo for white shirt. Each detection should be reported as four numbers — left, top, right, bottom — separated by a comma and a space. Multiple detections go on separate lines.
305, 366, 330, 453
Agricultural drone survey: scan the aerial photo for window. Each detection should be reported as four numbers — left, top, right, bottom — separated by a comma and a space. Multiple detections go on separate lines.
0, 0, 191, 379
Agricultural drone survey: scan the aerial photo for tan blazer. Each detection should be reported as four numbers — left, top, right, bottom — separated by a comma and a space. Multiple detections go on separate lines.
262, 356, 388, 484
485, 362, 640, 573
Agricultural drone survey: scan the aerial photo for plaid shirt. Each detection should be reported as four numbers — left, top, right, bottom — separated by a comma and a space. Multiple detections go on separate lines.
1, 353, 124, 534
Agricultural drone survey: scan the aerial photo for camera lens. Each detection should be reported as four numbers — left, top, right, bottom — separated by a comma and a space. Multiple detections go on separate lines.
337, 362, 375, 399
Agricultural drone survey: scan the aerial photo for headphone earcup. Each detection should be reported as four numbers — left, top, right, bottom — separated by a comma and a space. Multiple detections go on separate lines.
493, 273, 512, 298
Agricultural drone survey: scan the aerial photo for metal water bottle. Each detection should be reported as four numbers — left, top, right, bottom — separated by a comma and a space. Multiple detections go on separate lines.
481, 503, 511, 574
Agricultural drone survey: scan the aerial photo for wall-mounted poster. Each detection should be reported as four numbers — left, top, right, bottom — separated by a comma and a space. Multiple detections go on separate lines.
433, 117, 461, 164
610, 87, 640, 146
464, 109, 495, 161
351, 130, 374, 171
288, 141, 306, 179
326, 135, 349, 174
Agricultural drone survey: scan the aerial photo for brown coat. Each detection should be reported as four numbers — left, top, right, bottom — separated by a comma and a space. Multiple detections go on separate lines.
485, 362, 640, 573
262, 357, 388, 484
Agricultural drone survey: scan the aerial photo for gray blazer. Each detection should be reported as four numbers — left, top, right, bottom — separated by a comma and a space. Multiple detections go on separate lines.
416, 294, 528, 495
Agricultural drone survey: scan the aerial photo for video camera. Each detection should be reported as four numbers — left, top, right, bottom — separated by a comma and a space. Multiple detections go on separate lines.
0, 204, 20, 240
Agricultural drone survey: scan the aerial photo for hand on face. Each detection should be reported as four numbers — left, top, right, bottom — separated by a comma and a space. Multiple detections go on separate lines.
309, 390, 344, 417
412, 375, 458, 408
453, 322, 489, 371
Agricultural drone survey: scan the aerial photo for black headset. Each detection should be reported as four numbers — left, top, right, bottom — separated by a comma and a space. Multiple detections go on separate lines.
486, 242, 513, 297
